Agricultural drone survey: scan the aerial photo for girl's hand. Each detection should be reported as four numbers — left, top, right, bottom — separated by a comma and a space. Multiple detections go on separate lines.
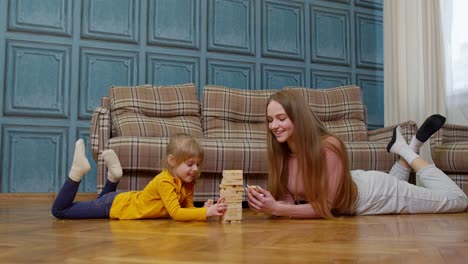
245, 185, 278, 215
204, 199, 214, 207
206, 197, 228, 217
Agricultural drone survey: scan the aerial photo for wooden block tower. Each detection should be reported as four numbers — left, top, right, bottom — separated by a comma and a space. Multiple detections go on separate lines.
219, 170, 243, 223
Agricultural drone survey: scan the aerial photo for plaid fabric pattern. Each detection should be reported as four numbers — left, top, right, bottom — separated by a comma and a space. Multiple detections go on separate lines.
110, 83, 203, 138
286, 86, 368, 141
199, 138, 268, 173
202, 85, 278, 139
106, 136, 268, 173
323, 120, 368, 142
90, 104, 112, 188
90, 106, 110, 159
431, 124, 468, 173
349, 120, 417, 172
346, 142, 398, 171
101, 96, 111, 109
429, 124, 468, 195
367, 120, 417, 143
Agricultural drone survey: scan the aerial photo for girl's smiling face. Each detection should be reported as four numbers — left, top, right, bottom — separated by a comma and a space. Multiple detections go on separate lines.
171, 157, 201, 183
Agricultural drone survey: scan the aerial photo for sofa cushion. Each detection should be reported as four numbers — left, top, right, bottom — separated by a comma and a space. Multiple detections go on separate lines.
110, 83, 203, 138
430, 124, 468, 173
432, 142, 468, 173
286, 86, 368, 141
107, 136, 395, 176
108, 136, 268, 174
202, 85, 278, 139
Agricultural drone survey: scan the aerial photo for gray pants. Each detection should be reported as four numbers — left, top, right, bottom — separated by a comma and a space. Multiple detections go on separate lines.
352, 163, 468, 215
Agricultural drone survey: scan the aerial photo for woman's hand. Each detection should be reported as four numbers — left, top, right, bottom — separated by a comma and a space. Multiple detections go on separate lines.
245, 185, 279, 215
206, 197, 228, 217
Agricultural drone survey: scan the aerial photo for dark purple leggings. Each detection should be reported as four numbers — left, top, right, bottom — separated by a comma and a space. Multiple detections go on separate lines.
51, 178, 119, 219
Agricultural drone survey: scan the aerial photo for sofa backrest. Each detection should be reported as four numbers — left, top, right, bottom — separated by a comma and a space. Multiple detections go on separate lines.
109, 83, 203, 138
202, 85, 278, 140
202, 85, 368, 141
286, 86, 368, 141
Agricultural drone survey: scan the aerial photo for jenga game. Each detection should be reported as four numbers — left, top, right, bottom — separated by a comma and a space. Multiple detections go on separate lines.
219, 170, 243, 223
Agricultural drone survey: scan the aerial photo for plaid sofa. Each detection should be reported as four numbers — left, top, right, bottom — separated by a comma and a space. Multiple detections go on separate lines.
431, 124, 468, 195
90, 83, 417, 202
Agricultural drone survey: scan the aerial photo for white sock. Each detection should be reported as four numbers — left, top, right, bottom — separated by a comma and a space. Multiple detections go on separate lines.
102, 149, 123, 183
68, 139, 91, 182
388, 126, 419, 165
408, 135, 424, 154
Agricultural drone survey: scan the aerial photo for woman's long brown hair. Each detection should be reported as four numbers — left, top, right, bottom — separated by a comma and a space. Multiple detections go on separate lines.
266, 89, 357, 218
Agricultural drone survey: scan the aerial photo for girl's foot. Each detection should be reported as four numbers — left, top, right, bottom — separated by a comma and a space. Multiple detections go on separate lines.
68, 139, 91, 182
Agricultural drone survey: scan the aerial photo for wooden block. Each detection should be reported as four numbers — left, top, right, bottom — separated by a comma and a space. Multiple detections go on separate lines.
226, 203, 242, 209
220, 196, 243, 202
222, 219, 242, 224
219, 186, 244, 191
220, 179, 244, 185
220, 188, 243, 196
220, 190, 243, 202
222, 214, 242, 222
222, 170, 243, 180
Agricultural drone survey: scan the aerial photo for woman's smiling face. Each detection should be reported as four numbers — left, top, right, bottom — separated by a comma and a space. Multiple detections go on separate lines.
267, 100, 295, 145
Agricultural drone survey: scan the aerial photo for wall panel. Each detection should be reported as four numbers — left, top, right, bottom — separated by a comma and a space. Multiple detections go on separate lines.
262, 0, 305, 60
357, 74, 384, 130
79, 47, 138, 119
207, 59, 255, 89
355, 11, 383, 69
8, 0, 72, 36
311, 69, 351, 88
208, 0, 255, 55
81, 0, 139, 43
147, 53, 199, 87
1, 125, 67, 192
262, 64, 305, 89
5, 40, 70, 118
310, 5, 350, 65
148, 0, 200, 49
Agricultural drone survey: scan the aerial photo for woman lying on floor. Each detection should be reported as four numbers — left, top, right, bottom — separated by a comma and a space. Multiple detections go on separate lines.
246, 89, 468, 218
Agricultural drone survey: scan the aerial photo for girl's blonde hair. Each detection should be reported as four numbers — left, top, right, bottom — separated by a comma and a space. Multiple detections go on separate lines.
165, 133, 204, 170
266, 89, 357, 218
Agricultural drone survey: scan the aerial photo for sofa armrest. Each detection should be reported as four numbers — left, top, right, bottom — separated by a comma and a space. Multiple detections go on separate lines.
430, 124, 468, 175
430, 123, 468, 147
90, 106, 111, 162
367, 120, 417, 143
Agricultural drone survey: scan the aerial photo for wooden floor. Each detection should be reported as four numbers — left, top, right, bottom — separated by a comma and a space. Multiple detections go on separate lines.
1, 194, 467, 264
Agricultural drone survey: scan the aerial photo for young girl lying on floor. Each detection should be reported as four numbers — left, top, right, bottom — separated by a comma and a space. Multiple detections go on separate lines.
52, 133, 227, 221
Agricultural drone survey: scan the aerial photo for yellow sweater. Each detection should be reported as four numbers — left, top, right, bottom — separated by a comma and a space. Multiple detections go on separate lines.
109, 169, 207, 221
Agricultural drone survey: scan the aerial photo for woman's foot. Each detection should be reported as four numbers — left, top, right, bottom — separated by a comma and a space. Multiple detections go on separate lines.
409, 114, 446, 153
387, 126, 419, 165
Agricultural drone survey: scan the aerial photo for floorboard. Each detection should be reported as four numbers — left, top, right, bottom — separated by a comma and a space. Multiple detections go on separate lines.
0, 195, 467, 264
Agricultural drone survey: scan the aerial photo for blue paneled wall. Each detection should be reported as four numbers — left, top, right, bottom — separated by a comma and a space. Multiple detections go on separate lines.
0, 0, 383, 193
